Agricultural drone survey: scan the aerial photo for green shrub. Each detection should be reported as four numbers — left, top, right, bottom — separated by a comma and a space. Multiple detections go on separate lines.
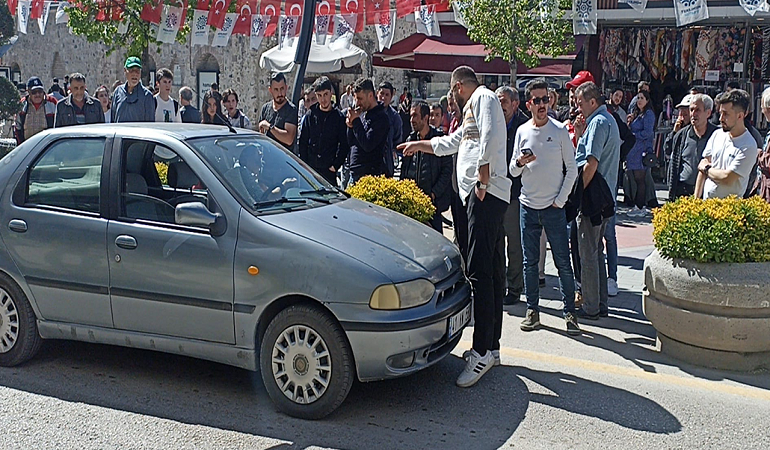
346, 175, 436, 224
155, 161, 169, 185
652, 196, 770, 263
0, 75, 20, 121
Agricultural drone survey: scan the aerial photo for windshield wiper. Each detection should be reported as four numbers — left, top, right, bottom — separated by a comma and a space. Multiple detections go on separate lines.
299, 188, 340, 196
254, 197, 309, 210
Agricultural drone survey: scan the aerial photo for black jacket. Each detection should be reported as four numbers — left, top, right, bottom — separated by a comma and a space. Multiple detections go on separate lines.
667, 123, 717, 200
566, 166, 615, 226
400, 126, 453, 211
299, 104, 350, 171
54, 95, 105, 128
505, 111, 528, 200
348, 102, 390, 178
180, 105, 202, 124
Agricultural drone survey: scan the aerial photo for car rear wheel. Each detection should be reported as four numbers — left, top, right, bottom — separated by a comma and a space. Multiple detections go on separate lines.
260, 304, 353, 419
0, 274, 42, 367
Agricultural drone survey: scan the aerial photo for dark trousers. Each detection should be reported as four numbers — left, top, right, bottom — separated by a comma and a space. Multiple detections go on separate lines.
429, 210, 443, 233
673, 182, 695, 199
451, 191, 469, 262
467, 192, 508, 354
570, 219, 581, 285
314, 167, 338, 186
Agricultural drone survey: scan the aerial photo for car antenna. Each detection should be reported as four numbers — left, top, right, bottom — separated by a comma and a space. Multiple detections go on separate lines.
215, 111, 238, 134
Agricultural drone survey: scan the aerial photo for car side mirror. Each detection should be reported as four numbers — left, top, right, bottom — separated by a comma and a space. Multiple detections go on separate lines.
175, 202, 226, 236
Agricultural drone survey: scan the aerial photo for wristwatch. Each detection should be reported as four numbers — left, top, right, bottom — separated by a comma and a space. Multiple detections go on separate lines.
703, 164, 711, 174
476, 181, 488, 190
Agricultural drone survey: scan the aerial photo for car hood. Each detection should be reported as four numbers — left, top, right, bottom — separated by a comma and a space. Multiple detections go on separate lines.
259, 198, 462, 283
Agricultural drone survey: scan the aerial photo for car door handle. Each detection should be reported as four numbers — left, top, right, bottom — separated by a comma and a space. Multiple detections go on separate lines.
8, 219, 27, 233
115, 235, 137, 250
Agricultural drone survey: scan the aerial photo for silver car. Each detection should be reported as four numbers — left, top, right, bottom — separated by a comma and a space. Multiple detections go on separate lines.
0, 124, 471, 419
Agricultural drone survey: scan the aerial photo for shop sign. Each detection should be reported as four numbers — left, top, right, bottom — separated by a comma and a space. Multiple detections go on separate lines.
705, 70, 720, 82
674, 0, 709, 27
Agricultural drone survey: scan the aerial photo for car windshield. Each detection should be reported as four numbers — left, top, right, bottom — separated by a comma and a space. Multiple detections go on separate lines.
187, 135, 346, 212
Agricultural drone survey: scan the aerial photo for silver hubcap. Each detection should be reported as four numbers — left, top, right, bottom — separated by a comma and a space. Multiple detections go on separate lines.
271, 325, 332, 405
0, 288, 19, 353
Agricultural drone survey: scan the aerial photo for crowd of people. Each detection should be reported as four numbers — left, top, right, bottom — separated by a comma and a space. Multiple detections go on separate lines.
10, 56, 769, 389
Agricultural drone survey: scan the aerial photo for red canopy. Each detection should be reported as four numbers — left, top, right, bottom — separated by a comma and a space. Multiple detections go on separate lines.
373, 26, 584, 76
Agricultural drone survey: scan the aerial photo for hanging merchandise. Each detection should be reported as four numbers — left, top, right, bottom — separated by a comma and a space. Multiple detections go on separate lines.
374, 9, 397, 51
250, 14, 270, 50
157, 4, 184, 43
211, 12, 238, 46
695, 28, 718, 80
55, 1, 68, 24
37, 0, 51, 35
763, 27, 770, 80
739, 0, 769, 16
207, 0, 232, 29
232, 0, 256, 36
415, 4, 440, 37
453, 0, 470, 27
330, 13, 357, 50
573, 0, 597, 35
192, 9, 210, 45
674, 0, 709, 28
17, 0, 30, 34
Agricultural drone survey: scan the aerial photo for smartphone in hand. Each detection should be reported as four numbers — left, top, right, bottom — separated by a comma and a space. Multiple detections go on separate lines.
521, 148, 533, 157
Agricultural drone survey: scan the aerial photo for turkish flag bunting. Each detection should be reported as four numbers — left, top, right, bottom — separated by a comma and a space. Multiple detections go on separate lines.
315, 0, 334, 15
425, 0, 450, 12
340, 0, 364, 32
8, 0, 18, 16
207, 0, 232, 28
110, 0, 125, 21
365, 0, 388, 25
395, 0, 419, 18
140, 0, 164, 24
284, 0, 303, 16
95, 0, 108, 21
232, 0, 256, 35
259, 0, 280, 36
196, 0, 210, 10
29, 0, 43, 19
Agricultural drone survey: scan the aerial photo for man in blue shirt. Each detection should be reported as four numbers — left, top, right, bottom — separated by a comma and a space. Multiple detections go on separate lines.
573, 82, 621, 320
111, 57, 155, 123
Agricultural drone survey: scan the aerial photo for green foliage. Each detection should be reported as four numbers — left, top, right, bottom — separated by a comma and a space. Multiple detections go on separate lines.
0, 75, 21, 121
0, 0, 14, 45
67, 0, 194, 58
155, 161, 169, 185
463, 0, 575, 74
652, 196, 770, 263
347, 176, 437, 224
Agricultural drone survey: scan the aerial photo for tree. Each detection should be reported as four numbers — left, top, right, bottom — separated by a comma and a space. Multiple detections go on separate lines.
0, 75, 20, 121
462, 0, 575, 83
0, 0, 15, 46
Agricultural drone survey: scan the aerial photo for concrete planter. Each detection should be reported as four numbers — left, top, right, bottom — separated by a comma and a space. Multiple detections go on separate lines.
643, 250, 770, 372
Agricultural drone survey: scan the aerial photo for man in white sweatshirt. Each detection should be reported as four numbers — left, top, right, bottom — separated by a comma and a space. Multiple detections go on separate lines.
399, 66, 510, 388
509, 79, 579, 336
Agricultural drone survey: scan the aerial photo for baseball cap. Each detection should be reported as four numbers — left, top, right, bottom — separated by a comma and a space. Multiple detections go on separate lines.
566, 71, 595, 90
124, 56, 142, 69
27, 76, 45, 92
676, 94, 694, 109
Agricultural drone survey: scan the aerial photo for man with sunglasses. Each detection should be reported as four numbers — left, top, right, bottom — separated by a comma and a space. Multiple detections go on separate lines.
399, 66, 509, 389
510, 79, 579, 335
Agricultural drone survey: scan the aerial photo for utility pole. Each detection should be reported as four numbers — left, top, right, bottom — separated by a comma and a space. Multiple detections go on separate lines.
292, 0, 317, 105
509, 0, 517, 85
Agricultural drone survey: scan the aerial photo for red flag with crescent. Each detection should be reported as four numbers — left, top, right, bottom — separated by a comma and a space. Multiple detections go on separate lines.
196, 0, 210, 9
364, 0, 388, 25
340, 0, 364, 32
207, 0, 232, 28
232, 0, 256, 35
140, 0, 164, 24
259, 0, 280, 36
425, 0, 450, 12
395, 0, 419, 18
8, 0, 18, 16
29, 0, 44, 19
316, 0, 334, 15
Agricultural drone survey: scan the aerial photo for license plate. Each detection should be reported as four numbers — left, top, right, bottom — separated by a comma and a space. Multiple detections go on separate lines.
448, 303, 472, 338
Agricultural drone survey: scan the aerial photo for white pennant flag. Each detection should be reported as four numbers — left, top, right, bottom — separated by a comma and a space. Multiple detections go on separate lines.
157, 5, 183, 44
453, 1, 471, 28
329, 14, 356, 50
415, 5, 440, 37
18, 0, 30, 34
315, 14, 331, 45
211, 13, 238, 47
250, 14, 269, 50
375, 10, 397, 51
37, 1, 52, 35
278, 15, 300, 50
117, 20, 129, 34
673, 0, 709, 27
739, 0, 769, 16
55, 1, 69, 24
572, 0, 597, 35
621, 0, 648, 12
191, 9, 209, 46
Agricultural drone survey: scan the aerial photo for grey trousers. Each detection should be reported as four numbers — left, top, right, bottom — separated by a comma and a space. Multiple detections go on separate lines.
503, 197, 524, 294
577, 213, 610, 315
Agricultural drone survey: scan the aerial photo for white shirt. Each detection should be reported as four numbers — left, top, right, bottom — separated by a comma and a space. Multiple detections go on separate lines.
509, 118, 577, 209
430, 86, 511, 205
702, 129, 758, 199
154, 95, 181, 123
104, 110, 111, 124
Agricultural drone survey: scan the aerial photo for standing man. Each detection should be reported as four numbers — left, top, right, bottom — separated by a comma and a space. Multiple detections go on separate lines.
695, 89, 759, 199
609, 88, 627, 124
13, 77, 57, 144
509, 79, 579, 335
223, 88, 252, 129
668, 94, 717, 200
111, 57, 155, 123
258, 72, 298, 151
339, 84, 355, 111
54, 73, 105, 127
377, 81, 403, 177
178, 86, 202, 124
400, 100, 452, 232
429, 103, 445, 132
400, 66, 509, 388
298, 76, 350, 185
346, 78, 390, 182
154, 68, 181, 123
573, 82, 621, 320
496, 86, 528, 305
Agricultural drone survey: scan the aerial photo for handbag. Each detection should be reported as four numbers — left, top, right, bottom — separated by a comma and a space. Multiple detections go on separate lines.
642, 152, 658, 168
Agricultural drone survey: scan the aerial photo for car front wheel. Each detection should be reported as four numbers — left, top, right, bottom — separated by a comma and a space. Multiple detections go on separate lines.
0, 274, 42, 367
260, 304, 354, 419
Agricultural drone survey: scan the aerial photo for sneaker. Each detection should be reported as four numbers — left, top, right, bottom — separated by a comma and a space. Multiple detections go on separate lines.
503, 291, 520, 306
628, 206, 643, 217
565, 313, 581, 336
456, 349, 495, 387
599, 309, 609, 318
463, 349, 501, 366
539, 278, 546, 287
608, 278, 618, 297
576, 307, 600, 320
520, 309, 541, 331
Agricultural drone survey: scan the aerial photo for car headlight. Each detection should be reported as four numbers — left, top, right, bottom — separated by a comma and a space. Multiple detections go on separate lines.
369, 279, 436, 310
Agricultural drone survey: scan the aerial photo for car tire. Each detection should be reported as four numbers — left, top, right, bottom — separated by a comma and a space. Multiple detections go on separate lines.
0, 274, 42, 367
260, 304, 354, 420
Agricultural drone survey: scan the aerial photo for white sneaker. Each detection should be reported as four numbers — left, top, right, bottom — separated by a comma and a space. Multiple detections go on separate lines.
456, 349, 495, 387
608, 278, 618, 297
628, 206, 642, 217
463, 348, 501, 366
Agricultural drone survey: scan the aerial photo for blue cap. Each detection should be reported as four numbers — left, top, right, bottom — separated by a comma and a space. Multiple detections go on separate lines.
27, 76, 44, 92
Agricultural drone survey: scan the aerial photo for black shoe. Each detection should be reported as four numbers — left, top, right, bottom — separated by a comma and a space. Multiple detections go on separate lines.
576, 307, 600, 321
503, 292, 520, 306
565, 313, 581, 336
539, 278, 546, 287
520, 309, 541, 331
599, 309, 609, 317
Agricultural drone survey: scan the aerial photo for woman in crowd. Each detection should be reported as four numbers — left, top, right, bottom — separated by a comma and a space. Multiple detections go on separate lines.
626, 90, 655, 216
201, 90, 228, 125
755, 87, 770, 203
95, 85, 111, 123
547, 88, 558, 119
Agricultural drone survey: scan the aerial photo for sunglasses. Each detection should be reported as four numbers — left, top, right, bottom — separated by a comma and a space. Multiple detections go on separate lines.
530, 96, 550, 105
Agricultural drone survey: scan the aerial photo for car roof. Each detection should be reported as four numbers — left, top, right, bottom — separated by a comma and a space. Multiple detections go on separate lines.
41, 123, 260, 141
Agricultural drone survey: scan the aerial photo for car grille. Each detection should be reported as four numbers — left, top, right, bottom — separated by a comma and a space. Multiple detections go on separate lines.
435, 269, 468, 306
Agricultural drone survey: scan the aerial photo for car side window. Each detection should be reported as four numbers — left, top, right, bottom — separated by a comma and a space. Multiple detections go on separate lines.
121, 140, 209, 226
27, 138, 105, 214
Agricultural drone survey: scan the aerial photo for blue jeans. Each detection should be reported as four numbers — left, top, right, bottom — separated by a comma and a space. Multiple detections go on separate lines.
520, 205, 576, 316
603, 215, 617, 280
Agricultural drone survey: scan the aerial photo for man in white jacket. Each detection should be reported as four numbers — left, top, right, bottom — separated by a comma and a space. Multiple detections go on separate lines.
400, 66, 510, 388
509, 79, 579, 336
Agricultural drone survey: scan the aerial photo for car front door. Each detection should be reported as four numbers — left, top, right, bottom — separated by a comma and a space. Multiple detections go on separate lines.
106, 137, 237, 344
0, 136, 113, 327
